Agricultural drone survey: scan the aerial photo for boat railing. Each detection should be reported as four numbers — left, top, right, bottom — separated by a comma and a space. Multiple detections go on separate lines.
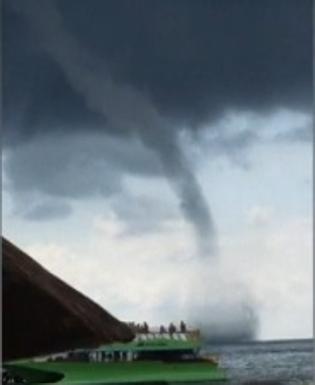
134, 329, 200, 342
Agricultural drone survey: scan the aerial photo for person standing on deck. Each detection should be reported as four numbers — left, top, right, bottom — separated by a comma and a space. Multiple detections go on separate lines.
168, 323, 176, 335
180, 321, 187, 333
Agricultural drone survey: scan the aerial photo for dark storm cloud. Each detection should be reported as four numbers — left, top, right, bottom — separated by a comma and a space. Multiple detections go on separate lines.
3, 0, 312, 248
4, 133, 162, 198
3, 0, 312, 145
4, 0, 219, 255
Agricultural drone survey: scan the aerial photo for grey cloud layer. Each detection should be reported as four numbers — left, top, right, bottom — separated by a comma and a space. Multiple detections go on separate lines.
3, 0, 312, 241
4, 0, 312, 145
5, 0, 219, 255
4, 134, 162, 198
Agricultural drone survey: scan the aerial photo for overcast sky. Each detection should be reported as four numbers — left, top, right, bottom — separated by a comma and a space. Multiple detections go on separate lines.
3, 0, 313, 341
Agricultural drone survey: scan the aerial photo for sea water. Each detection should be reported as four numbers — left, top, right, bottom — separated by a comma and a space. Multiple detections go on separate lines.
203, 339, 314, 384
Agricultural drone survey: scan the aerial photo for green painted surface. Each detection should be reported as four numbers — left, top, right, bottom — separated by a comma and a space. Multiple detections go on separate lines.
96, 338, 200, 353
8, 361, 227, 384
5, 364, 64, 383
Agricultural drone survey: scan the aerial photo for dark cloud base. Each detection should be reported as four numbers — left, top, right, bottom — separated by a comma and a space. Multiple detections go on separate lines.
2, 0, 313, 230
3, 0, 312, 146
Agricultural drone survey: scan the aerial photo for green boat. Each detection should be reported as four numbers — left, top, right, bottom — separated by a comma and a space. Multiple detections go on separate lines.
4, 330, 227, 384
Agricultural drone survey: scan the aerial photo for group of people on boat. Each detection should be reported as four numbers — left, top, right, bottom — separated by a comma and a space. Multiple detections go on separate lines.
159, 321, 187, 334
127, 321, 187, 335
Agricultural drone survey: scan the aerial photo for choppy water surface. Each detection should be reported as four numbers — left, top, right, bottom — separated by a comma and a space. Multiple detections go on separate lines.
203, 339, 313, 385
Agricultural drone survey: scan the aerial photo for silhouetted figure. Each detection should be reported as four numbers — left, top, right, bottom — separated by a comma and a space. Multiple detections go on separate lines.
168, 322, 176, 335
160, 325, 166, 334
143, 322, 149, 333
180, 320, 187, 333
